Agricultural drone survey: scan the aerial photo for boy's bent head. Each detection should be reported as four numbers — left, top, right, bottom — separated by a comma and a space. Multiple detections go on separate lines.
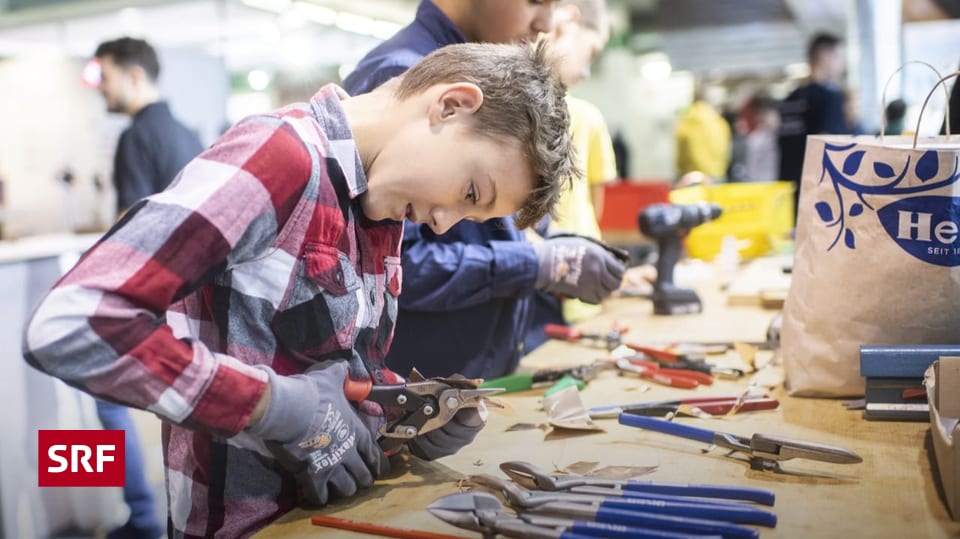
392, 41, 576, 229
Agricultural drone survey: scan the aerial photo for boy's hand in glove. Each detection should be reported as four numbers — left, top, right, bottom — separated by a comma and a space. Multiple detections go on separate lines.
406, 406, 486, 461
534, 235, 627, 304
248, 362, 387, 506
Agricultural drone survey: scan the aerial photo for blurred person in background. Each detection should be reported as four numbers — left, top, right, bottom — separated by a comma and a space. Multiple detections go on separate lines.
881, 98, 907, 136
674, 83, 732, 185
529, 0, 623, 336
345, 0, 626, 380
778, 32, 848, 213
94, 37, 203, 216
743, 94, 781, 182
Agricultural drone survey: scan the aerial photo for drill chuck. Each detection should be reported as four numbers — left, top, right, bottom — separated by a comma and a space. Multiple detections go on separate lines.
638, 202, 722, 238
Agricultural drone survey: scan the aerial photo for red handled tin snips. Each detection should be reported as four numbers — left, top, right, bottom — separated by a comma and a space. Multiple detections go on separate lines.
343, 377, 503, 453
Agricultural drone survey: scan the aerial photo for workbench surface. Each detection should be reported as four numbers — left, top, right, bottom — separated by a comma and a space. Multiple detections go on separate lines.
257, 262, 959, 539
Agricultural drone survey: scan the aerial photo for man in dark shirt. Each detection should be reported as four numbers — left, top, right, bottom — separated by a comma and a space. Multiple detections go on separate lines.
90, 36, 203, 539
345, 0, 626, 380
778, 32, 848, 215
95, 37, 203, 214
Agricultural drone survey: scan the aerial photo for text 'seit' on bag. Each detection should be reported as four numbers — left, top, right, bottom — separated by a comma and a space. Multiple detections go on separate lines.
782, 71, 960, 396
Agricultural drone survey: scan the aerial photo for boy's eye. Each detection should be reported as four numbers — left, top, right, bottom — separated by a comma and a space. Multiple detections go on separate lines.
466, 183, 478, 205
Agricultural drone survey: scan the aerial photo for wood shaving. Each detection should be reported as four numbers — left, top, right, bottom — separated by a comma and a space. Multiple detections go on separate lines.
586, 465, 658, 479
561, 461, 600, 475
505, 422, 545, 431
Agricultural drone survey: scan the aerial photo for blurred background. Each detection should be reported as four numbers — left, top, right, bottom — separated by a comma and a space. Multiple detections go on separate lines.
0, 0, 957, 239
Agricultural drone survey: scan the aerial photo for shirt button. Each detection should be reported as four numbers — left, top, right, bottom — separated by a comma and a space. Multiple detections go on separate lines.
517, 342, 524, 353
335, 270, 344, 284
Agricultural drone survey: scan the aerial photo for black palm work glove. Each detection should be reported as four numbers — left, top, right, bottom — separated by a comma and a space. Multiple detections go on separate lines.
248, 362, 387, 506
534, 235, 627, 304
407, 406, 486, 461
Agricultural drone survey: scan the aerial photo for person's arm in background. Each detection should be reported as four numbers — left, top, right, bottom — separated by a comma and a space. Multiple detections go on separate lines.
24, 114, 313, 437
398, 220, 539, 312
591, 183, 606, 223
586, 105, 619, 223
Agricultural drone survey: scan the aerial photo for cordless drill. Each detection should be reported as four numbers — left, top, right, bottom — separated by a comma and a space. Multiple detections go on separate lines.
638, 202, 722, 315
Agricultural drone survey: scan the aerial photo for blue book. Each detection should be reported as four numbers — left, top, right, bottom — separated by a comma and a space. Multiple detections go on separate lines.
859, 345, 960, 378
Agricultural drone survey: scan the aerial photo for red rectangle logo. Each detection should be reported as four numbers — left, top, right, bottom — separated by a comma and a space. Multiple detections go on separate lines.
38, 430, 125, 487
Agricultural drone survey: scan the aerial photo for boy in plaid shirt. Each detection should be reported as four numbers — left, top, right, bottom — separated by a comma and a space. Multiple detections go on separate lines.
23, 42, 575, 538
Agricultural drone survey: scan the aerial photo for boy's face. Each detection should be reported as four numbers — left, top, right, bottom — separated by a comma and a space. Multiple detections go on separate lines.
468, 0, 557, 44
361, 85, 534, 234
550, 23, 607, 87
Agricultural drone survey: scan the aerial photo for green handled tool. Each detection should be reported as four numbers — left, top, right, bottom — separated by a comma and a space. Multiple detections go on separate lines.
479, 363, 601, 394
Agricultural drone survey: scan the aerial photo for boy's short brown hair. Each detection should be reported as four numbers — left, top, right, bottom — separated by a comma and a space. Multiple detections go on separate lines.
393, 40, 577, 229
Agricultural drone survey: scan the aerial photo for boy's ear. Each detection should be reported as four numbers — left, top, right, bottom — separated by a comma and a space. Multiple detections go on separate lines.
431, 82, 483, 123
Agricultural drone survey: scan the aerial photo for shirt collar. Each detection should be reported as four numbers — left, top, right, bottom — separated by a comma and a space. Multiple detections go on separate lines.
309, 84, 368, 200
415, 0, 467, 46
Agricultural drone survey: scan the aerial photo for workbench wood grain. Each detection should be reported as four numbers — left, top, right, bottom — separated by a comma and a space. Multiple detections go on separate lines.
256, 269, 960, 539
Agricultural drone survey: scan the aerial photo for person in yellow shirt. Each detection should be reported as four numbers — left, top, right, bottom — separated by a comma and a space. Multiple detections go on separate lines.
675, 88, 732, 181
543, 0, 618, 323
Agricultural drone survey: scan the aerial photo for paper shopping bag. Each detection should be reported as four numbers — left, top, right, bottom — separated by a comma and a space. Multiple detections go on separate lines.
782, 134, 960, 396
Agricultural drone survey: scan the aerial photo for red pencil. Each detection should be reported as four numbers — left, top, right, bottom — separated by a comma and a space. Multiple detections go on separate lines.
310, 515, 466, 539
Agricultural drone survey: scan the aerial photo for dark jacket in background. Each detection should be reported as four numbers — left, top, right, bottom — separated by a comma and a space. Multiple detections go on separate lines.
114, 101, 203, 211
777, 81, 847, 213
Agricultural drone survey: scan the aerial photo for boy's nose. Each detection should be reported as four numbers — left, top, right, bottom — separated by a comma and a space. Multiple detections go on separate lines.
428, 208, 458, 236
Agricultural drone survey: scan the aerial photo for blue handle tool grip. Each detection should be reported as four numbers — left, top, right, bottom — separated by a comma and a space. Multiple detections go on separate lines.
568, 520, 722, 539
618, 413, 718, 444
602, 497, 777, 527
594, 506, 759, 539
622, 481, 776, 506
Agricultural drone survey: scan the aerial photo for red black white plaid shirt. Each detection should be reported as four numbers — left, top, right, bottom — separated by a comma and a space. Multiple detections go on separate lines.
24, 85, 403, 538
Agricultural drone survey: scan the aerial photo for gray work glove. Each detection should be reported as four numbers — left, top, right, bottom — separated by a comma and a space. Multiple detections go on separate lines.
407, 406, 486, 461
248, 362, 387, 507
534, 236, 627, 304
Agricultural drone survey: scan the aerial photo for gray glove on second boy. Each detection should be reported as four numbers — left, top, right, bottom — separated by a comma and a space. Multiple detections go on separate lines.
248, 362, 386, 506
534, 235, 627, 304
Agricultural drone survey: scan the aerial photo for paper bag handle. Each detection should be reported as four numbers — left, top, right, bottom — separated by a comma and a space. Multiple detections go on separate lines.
913, 71, 960, 150
879, 60, 949, 142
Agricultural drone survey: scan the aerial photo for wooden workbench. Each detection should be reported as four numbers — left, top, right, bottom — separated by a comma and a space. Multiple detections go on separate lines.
257, 262, 960, 539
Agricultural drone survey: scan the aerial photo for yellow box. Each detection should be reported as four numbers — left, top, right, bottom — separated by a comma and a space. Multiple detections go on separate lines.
668, 181, 796, 260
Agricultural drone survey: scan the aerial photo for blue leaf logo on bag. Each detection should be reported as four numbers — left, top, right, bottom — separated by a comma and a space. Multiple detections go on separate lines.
814, 143, 960, 256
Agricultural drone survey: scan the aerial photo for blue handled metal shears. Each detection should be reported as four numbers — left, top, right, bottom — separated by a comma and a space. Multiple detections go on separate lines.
618, 414, 862, 470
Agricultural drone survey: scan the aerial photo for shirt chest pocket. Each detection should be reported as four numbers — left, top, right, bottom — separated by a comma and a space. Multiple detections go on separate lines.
272, 242, 361, 359
375, 256, 402, 352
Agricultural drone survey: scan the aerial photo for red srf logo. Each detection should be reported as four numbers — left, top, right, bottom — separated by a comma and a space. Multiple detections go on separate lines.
38, 430, 125, 487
